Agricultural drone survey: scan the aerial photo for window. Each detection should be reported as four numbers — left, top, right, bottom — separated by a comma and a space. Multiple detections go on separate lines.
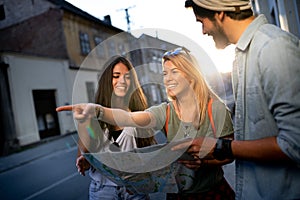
94, 36, 105, 57
86, 82, 95, 102
0, 4, 5, 20
151, 85, 158, 102
79, 32, 91, 55
118, 43, 126, 55
149, 63, 158, 73
108, 41, 116, 56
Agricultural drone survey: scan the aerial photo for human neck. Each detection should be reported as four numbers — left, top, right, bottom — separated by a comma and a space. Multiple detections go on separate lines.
112, 96, 127, 110
174, 92, 198, 122
225, 15, 256, 44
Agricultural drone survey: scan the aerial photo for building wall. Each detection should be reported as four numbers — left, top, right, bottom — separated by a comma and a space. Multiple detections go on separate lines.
252, 0, 300, 38
0, 0, 55, 29
62, 11, 128, 68
0, 8, 68, 59
277, 0, 300, 38
0, 1, 137, 149
71, 69, 98, 104
3, 53, 75, 145
134, 34, 177, 106
0, 0, 139, 150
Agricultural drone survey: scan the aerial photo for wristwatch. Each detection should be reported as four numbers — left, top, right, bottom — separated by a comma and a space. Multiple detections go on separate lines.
213, 138, 233, 161
95, 105, 104, 120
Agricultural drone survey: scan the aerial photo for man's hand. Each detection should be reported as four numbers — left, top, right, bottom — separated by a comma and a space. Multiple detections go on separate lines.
177, 156, 202, 170
172, 137, 217, 160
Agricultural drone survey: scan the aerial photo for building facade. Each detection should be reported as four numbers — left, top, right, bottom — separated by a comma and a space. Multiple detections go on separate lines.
0, 0, 298, 155
252, 0, 300, 38
0, 0, 177, 155
0, 0, 129, 154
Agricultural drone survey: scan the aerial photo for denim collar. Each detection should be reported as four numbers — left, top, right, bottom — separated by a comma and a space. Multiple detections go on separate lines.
236, 14, 268, 51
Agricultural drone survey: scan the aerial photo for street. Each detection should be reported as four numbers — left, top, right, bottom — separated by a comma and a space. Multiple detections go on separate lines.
0, 144, 90, 200
0, 134, 166, 200
0, 134, 234, 200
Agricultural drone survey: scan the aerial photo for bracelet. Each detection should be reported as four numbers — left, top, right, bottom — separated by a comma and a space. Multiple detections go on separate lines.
95, 105, 104, 120
213, 138, 233, 161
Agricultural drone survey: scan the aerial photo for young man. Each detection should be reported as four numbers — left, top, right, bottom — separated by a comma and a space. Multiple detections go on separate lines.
176, 0, 300, 199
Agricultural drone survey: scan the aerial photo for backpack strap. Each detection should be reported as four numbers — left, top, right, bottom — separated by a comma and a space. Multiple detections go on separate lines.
208, 98, 216, 137
164, 103, 170, 135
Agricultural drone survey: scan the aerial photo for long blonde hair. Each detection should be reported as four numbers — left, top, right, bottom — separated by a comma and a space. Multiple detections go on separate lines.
162, 48, 218, 128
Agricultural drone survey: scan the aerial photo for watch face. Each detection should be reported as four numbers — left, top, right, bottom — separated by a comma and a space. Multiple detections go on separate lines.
216, 139, 223, 149
213, 139, 233, 161
213, 139, 225, 161
213, 149, 226, 161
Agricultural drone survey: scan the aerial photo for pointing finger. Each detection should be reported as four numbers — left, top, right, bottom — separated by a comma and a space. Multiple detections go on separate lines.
56, 105, 73, 112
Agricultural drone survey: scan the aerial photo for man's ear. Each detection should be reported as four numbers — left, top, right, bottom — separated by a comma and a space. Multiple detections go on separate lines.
215, 11, 225, 22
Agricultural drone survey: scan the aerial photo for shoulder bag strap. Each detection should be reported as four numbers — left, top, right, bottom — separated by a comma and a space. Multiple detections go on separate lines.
208, 98, 216, 138
164, 103, 170, 135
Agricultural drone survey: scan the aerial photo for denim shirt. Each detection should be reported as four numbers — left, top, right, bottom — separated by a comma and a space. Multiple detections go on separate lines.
233, 14, 300, 200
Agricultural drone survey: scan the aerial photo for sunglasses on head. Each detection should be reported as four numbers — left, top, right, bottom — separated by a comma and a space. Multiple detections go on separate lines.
163, 47, 190, 57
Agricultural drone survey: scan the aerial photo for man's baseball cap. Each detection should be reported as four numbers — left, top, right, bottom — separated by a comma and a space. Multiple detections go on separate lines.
189, 0, 251, 12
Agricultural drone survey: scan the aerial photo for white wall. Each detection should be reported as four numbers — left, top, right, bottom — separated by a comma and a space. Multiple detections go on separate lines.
71, 69, 98, 104
3, 53, 75, 145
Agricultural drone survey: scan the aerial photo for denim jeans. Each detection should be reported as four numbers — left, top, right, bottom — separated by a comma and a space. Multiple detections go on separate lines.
89, 179, 149, 200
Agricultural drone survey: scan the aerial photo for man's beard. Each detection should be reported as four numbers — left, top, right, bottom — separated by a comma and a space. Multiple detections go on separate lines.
212, 22, 230, 49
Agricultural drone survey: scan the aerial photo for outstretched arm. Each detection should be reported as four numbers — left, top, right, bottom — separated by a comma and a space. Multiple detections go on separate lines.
56, 103, 155, 128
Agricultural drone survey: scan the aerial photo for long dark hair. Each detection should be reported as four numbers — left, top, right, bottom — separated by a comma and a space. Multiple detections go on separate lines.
95, 55, 155, 147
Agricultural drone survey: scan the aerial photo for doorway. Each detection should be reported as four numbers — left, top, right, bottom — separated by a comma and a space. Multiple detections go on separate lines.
32, 90, 60, 139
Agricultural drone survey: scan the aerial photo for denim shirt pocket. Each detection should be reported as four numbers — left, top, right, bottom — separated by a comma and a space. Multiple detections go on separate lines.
246, 86, 265, 124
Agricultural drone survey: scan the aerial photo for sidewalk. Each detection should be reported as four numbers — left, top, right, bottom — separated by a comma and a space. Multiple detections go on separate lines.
0, 133, 79, 173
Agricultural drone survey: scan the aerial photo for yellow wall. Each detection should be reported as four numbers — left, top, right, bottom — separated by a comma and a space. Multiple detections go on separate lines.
62, 11, 123, 69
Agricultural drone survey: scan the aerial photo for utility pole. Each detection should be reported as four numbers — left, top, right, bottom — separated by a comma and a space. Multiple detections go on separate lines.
117, 5, 135, 32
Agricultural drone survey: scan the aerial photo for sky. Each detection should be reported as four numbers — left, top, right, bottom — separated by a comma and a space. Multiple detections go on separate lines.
65, 0, 235, 73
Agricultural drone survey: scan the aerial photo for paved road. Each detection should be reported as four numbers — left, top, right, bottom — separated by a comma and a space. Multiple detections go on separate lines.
0, 134, 166, 200
0, 135, 90, 200
0, 133, 234, 200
